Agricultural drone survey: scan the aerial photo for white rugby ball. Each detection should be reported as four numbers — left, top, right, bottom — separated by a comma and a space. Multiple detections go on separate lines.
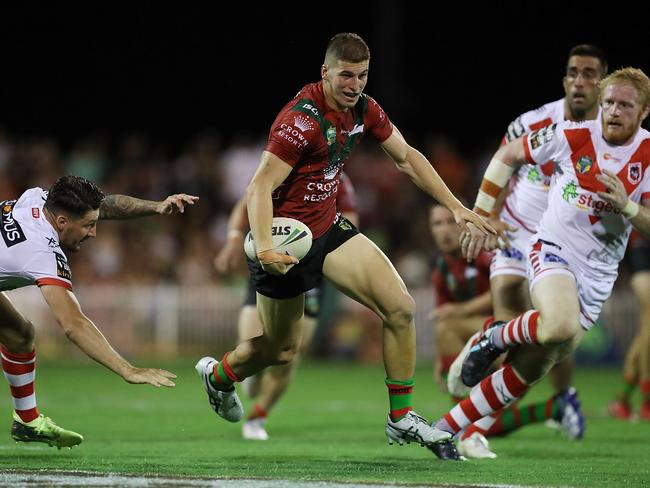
244, 217, 313, 262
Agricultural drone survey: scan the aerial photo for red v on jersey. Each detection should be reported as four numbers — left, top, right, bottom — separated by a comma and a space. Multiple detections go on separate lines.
620, 139, 650, 195
565, 128, 605, 193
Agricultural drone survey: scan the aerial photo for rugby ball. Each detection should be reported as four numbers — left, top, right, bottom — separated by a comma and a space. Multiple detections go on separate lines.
244, 217, 313, 262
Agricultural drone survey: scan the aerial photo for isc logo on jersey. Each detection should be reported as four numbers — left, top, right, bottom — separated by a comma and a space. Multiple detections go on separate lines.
244, 217, 313, 262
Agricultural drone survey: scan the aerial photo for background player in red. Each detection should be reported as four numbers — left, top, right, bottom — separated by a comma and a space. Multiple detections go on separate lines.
429, 203, 492, 395
609, 232, 650, 420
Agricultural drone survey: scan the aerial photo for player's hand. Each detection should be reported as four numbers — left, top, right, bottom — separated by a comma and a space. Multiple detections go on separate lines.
123, 367, 177, 387
596, 170, 629, 210
459, 222, 489, 262
430, 303, 463, 321
257, 249, 298, 275
157, 194, 200, 215
214, 235, 245, 274
486, 217, 518, 250
452, 206, 496, 237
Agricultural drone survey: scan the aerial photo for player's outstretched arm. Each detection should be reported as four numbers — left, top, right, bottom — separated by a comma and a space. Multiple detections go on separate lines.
39, 285, 176, 387
214, 195, 248, 274
380, 126, 495, 239
99, 193, 199, 219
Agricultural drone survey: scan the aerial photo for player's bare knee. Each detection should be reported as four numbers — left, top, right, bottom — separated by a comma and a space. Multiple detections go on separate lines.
538, 313, 581, 345
0, 320, 35, 352
271, 346, 298, 366
384, 293, 416, 331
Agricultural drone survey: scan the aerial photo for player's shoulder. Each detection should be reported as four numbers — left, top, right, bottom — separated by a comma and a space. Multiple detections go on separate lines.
520, 99, 564, 126
505, 99, 564, 142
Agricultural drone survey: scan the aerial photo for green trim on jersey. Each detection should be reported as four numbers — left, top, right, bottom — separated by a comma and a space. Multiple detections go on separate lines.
291, 96, 369, 178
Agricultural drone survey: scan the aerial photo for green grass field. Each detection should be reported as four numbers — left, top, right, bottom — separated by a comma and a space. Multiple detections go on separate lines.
0, 360, 648, 487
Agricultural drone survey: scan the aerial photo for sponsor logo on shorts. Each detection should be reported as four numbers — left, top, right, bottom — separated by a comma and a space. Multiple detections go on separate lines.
0, 200, 27, 248
502, 247, 524, 261
543, 252, 568, 265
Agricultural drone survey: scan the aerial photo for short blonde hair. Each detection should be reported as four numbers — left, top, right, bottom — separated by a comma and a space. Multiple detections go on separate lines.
600, 67, 650, 109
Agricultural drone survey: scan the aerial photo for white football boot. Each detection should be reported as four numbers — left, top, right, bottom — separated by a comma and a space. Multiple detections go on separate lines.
195, 356, 243, 422
242, 418, 269, 440
385, 411, 451, 446
457, 432, 497, 459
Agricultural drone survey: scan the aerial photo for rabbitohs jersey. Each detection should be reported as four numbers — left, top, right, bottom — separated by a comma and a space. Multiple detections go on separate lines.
0, 188, 72, 292
524, 120, 650, 275
500, 99, 566, 232
265, 81, 393, 238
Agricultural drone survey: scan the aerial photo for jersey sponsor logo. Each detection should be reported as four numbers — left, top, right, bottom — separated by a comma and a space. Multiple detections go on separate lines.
278, 123, 309, 149
32, 208, 40, 218
628, 162, 642, 185
530, 124, 556, 149
561, 180, 622, 217
45, 237, 59, 248
562, 181, 579, 202
53, 251, 72, 280
304, 180, 339, 203
603, 152, 621, 162
0, 200, 27, 248
342, 124, 364, 136
293, 115, 314, 132
300, 102, 320, 117
505, 116, 526, 142
575, 155, 593, 174
326, 126, 336, 146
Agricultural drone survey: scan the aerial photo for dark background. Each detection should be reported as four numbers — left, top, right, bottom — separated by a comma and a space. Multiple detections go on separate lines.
1, 3, 648, 148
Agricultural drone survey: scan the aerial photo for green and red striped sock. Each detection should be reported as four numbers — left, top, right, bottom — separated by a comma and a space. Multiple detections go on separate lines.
385, 378, 414, 421
209, 352, 240, 390
617, 373, 638, 403
488, 396, 559, 436
247, 404, 268, 421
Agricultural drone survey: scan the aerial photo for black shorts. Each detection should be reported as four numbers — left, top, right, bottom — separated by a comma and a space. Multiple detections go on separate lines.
247, 214, 359, 300
630, 236, 650, 272
244, 278, 322, 318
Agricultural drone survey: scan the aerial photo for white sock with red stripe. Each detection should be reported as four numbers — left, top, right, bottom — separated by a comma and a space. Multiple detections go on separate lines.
490, 310, 540, 350
1, 347, 39, 423
435, 364, 529, 435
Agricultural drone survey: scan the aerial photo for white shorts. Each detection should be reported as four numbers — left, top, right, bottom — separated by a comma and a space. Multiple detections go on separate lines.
527, 238, 616, 331
490, 213, 533, 279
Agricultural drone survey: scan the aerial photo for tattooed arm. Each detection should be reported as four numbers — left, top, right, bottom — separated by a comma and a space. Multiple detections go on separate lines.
99, 194, 199, 220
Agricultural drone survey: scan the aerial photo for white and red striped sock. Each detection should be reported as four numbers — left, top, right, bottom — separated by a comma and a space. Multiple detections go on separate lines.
460, 415, 498, 441
491, 310, 540, 350
436, 364, 528, 435
1, 347, 39, 423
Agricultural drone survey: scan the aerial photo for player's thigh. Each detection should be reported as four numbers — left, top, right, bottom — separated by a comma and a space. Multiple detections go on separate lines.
530, 273, 581, 329
298, 315, 317, 352
490, 274, 531, 319
256, 292, 305, 348
238, 305, 263, 342
322, 234, 411, 321
0, 292, 31, 337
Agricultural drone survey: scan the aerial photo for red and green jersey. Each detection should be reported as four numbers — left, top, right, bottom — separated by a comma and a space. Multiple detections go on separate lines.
432, 251, 492, 306
265, 81, 392, 238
